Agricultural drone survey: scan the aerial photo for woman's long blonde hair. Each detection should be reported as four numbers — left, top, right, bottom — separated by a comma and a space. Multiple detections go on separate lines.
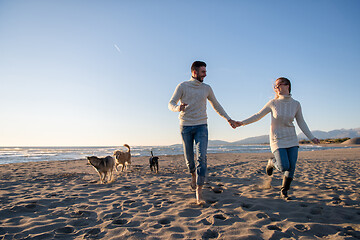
274, 77, 291, 99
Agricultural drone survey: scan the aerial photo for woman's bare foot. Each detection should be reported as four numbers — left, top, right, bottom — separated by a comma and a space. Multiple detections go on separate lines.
190, 173, 196, 190
196, 185, 205, 205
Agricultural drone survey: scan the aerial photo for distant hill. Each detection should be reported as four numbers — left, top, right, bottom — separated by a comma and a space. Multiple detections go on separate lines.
232, 135, 269, 145
208, 140, 230, 146
297, 128, 360, 140
208, 127, 360, 145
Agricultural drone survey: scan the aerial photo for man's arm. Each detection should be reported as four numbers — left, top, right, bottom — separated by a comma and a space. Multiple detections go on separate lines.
168, 84, 183, 112
207, 86, 236, 128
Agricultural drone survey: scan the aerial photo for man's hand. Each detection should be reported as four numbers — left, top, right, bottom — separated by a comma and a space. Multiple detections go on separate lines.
232, 121, 243, 128
228, 119, 238, 129
179, 103, 188, 112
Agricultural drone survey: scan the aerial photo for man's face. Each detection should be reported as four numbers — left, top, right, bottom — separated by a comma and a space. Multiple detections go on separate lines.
194, 66, 207, 82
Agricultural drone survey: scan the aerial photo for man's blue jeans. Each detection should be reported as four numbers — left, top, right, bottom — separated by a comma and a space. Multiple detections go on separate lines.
273, 146, 299, 178
180, 124, 208, 186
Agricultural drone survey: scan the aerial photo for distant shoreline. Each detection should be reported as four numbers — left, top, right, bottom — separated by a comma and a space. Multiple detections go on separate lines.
1, 144, 359, 166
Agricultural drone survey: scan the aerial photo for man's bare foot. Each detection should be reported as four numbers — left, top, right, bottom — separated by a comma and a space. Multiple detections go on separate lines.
196, 185, 205, 205
191, 172, 196, 190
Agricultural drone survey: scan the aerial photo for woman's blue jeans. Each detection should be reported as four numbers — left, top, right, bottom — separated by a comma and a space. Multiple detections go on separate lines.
273, 146, 299, 178
180, 124, 208, 186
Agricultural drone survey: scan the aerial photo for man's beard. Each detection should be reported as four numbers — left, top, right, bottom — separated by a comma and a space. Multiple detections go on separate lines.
195, 76, 204, 82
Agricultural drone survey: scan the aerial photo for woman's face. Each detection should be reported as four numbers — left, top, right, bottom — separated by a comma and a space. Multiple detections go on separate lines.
274, 80, 290, 96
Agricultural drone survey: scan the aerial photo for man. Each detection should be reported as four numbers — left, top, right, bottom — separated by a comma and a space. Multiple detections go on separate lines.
168, 61, 236, 204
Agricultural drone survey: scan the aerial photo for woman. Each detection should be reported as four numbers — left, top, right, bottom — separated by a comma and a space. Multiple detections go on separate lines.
235, 77, 320, 200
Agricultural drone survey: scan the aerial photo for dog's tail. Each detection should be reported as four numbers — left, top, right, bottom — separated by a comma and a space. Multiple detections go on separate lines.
151, 151, 154, 157
124, 144, 130, 152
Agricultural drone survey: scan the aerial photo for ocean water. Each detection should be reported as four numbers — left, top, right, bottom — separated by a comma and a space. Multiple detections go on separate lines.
0, 144, 353, 165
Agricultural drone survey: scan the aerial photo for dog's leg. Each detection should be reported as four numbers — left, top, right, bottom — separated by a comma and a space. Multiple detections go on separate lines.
109, 169, 113, 183
104, 172, 108, 183
156, 163, 159, 173
102, 172, 106, 183
98, 172, 104, 184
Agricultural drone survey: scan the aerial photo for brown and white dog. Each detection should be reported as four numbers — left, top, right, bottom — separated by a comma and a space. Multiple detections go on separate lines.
113, 144, 131, 172
87, 155, 115, 184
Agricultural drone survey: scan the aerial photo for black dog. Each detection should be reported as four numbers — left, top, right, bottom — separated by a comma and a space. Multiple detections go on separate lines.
149, 151, 159, 173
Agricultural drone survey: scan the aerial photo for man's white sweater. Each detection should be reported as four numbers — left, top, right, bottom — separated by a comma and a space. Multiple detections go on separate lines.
168, 78, 231, 126
242, 95, 315, 152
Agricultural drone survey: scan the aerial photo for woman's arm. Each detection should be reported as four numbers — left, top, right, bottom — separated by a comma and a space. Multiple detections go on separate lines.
240, 101, 272, 126
295, 104, 319, 143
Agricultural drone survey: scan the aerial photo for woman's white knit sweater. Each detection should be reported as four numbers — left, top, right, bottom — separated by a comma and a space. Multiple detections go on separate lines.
168, 78, 231, 126
242, 95, 315, 153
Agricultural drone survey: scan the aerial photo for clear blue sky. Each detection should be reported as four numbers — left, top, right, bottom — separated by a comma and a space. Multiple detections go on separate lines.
1, 0, 359, 146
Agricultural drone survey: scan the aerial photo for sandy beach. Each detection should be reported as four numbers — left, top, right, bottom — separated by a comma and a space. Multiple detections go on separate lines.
0, 147, 359, 239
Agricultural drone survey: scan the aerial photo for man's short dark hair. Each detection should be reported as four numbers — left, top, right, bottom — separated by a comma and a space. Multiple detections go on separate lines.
191, 61, 207, 72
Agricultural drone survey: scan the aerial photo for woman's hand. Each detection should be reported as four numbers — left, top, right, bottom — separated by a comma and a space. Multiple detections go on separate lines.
228, 119, 237, 129
234, 121, 243, 128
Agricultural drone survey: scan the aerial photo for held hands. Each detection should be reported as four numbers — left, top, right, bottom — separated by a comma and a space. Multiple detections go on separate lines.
312, 138, 320, 144
234, 121, 243, 128
228, 120, 243, 129
228, 119, 237, 129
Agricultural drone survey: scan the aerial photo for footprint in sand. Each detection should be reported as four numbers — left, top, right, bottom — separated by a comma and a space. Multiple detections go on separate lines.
170, 233, 184, 239
213, 214, 227, 220
267, 225, 282, 231
206, 199, 218, 204
31, 233, 54, 240
332, 196, 342, 204
212, 187, 223, 193
10, 203, 39, 213
205, 214, 229, 225
256, 213, 268, 219
158, 217, 173, 225
178, 208, 202, 218
103, 212, 121, 220
45, 193, 57, 198
84, 228, 101, 238
54, 226, 74, 234
294, 224, 309, 232
343, 226, 360, 239
149, 210, 162, 216
310, 207, 323, 215
69, 219, 89, 227
123, 200, 136, 205
198, 218, 211, 225
70, 210, 95, 218
202, 229, 219, 239
240, 202, 253, 209
112, 203, 121, 209
112, 219, 128, 225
